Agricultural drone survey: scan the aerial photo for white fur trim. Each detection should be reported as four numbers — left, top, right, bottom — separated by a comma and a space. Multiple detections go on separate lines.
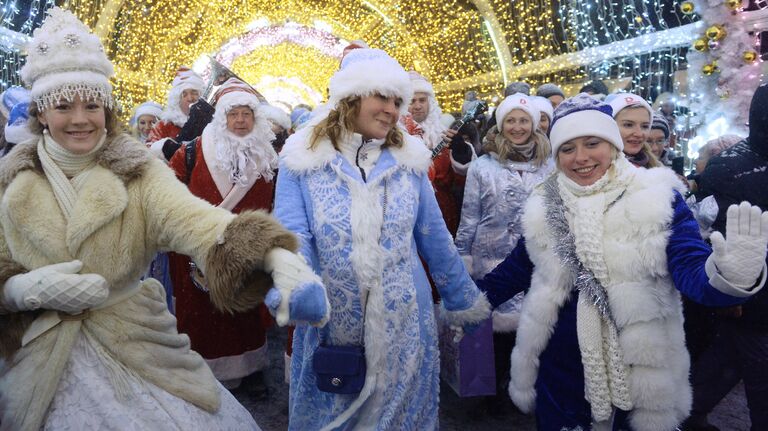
328, 49, 413, 116
495, 93, 540, 128
214, 92, 260, 117
608, 93, 653, 121
705, 256, 767, 297
4, 124, 37, 145
132, 102, 163, 124
549, 109, 624, 154
161, 86, 189, 127
280, 128, 432, 175
439, 293, 491, 327
412, 81, 434, 97
260, 105, 291, 130
205, 342, 268, 380
492, 309, 520, 333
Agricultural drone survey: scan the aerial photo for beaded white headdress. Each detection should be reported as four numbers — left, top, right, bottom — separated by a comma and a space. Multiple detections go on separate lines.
20, 7, 114, 111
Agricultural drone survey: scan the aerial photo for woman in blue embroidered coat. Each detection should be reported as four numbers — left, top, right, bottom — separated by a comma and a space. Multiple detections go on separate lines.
477, 95, 768, 431
274, 49, 490, 431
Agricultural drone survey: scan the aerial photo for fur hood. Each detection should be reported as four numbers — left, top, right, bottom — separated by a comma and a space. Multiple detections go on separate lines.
280, 126, 432, 175
0, 132, 151, 188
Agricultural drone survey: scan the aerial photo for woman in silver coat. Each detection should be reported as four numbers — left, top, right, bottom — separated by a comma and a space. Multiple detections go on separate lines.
456, 93, 553, 281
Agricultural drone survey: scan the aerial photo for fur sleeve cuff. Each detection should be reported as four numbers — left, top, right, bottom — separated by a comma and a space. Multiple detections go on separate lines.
0, 257, 39, 360
204, 210, 299, 314
440, 293, 491, 327
0, 257, 28, 314
705, 256, 766, 298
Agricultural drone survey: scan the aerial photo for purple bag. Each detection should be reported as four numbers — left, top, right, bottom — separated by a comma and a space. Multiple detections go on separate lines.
438, 317, 496, 397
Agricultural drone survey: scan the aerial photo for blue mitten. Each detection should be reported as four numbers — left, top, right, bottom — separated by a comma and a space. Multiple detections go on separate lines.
264, 283, 329, 325
264, 248, 330, 327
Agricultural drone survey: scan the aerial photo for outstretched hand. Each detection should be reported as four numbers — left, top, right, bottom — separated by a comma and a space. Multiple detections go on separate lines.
710, 202, 768, 287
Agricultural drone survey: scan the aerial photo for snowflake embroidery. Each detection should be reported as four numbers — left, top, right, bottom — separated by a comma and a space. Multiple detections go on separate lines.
418, 223, 431, 235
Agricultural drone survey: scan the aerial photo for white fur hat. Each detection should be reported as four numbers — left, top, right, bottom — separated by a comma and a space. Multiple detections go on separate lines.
495, 93, 540, 128
161, 66, 206, 127
20, 7, 114, 111
260, 104, 291, 130
530, 96, 554, 121
131, 101, 163, 125
549, 93, 624, 154
607, 92, 653, 121
328, 48, 413, 115
409, 71, 435, 97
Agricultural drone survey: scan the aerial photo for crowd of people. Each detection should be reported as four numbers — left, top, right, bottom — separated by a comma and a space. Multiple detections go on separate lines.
0, 7, 766, 431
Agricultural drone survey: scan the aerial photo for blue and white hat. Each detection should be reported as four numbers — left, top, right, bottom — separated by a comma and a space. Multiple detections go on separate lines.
530, 95, 554, 121
328, 48, 413, 115
0, 86, 30, 118
4, 101, 36, 145
549, 93, 624, 154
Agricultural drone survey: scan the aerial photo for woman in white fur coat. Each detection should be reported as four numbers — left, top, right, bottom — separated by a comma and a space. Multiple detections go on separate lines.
0, 9, 327, 430
274, 48, 490, 430
477, 94, 768, 431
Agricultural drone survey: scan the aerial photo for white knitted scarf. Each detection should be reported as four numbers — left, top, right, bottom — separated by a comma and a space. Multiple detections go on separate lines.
37, 131, 106, 219
556, 156, 636, 423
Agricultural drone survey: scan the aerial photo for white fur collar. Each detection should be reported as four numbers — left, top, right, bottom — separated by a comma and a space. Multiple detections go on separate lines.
280, 127, 432, 175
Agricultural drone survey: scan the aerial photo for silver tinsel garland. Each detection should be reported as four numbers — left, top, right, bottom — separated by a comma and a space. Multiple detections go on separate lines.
542, 176, 616, 325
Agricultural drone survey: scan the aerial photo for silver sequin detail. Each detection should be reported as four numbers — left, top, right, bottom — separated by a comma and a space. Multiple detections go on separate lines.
36, 42, 49, 55
64, 33, 80, 47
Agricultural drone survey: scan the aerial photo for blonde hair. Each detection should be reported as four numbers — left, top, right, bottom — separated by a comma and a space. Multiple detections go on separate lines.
640, 142, 661, 168
309, 95, 404, 150
484, 128, 551, 167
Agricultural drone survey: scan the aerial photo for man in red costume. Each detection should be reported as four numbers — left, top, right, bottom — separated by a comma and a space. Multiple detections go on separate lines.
168, 78, 278, 392
148, 66, 205, 161
402, 71, 474, 236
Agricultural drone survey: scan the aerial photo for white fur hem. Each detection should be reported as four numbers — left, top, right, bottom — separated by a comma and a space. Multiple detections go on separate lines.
705, 256, 766, 298
439, 293, 491, 327
492, 309, 520, 333
205, 342, 269, 380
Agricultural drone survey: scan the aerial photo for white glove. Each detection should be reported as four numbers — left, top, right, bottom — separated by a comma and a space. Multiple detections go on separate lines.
264, 248, 329, 326
3, 260, 109, 314
461, 255, 473, 273
709, 202, 768, 287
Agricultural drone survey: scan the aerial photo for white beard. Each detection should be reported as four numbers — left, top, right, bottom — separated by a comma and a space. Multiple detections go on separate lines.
210, 119, 278, 186
416, 97, 445, 149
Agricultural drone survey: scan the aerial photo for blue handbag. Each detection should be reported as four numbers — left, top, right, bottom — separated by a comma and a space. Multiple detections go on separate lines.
312, 344, 366, 394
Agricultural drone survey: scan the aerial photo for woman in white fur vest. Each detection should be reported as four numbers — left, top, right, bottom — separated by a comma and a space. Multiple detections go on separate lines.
275, 48, 490, 430
477, 94, 768, 431
0, 8, 328, 430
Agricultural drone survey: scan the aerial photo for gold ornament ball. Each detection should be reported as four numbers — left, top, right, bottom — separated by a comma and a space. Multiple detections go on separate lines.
706, 25, 727, 41
693, 38, 709, 52
743, 50, 758, 63
725, 0, 742, 10
702, 64, 715, 75
680, 1, 696, 14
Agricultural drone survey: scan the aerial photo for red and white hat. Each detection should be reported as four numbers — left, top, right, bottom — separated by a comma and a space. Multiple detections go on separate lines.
210, 78, 267, 131
607, 93, 652, 121
171, 66, 205, 94
495, 93, 541, 127
161, 66, 206, 126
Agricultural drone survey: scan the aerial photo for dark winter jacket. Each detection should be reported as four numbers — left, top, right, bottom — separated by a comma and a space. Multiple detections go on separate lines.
699, 83, 768, 329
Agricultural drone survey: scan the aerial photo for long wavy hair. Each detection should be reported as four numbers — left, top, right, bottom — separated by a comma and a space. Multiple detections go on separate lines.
309, 95, 405, 150
483, 128, 551, 167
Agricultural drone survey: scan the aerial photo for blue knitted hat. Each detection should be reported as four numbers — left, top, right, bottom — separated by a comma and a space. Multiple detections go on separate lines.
548, 93, 623, 154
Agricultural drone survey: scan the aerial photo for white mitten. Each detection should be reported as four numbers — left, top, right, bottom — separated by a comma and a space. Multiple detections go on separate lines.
709, 202, 768, 288
263, 248, 329, 326
3, 260, 109, 314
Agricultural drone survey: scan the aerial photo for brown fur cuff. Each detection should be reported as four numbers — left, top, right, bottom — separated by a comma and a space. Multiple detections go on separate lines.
0, 257, 39, 360
205, 210, 298, 314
